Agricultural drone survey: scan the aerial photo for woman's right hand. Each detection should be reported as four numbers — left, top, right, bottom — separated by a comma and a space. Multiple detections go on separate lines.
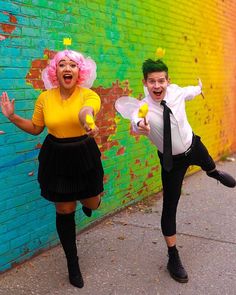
0, 92, 15, 119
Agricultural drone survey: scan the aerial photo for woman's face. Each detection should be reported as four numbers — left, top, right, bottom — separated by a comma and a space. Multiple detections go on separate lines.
56, 56, 79, 91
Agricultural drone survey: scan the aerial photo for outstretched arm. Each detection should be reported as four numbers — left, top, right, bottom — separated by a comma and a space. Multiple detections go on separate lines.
0, 92, 44, 135
182, 78, 204, 101
79, 106, 99, 137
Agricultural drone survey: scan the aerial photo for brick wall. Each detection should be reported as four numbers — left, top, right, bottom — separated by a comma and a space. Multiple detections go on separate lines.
0, 0, 236, 272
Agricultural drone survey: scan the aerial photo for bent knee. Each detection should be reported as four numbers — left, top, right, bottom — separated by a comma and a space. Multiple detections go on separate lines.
80, 196, 101, 210
55, 202, 76, 214
89, 202, 100, 210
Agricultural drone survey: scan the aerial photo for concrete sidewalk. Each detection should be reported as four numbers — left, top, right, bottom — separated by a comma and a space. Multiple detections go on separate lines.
0, 157, 236, 295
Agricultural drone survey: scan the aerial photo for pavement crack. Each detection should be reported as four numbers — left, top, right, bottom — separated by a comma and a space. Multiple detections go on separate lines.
177, 231, 236, 246
113, 220, 236, 246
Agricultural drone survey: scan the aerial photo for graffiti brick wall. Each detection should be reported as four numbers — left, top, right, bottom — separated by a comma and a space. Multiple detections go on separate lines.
0, 0, 236, 272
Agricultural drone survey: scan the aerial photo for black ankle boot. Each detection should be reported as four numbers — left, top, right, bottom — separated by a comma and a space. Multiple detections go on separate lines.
56, 212, 84, 288
68, 257, 84, 288
207, 170, 236, 188
167, 248, 188, 283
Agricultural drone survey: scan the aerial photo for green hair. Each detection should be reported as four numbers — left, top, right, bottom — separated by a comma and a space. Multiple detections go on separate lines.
142, 59, 168, 80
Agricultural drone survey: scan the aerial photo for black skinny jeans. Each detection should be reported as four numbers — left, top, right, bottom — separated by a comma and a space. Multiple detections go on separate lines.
158, 135, 216, 237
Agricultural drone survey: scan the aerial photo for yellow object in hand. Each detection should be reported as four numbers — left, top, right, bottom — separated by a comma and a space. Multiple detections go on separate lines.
85, 114, 95, 129
138, 103, 148, 118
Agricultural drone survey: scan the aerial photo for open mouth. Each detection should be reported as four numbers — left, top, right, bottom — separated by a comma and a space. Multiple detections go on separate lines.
63, 74, 73, 84
153, 90, 162, 96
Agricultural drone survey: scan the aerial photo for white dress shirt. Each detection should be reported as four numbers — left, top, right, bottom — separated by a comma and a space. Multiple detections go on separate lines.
132, 84, 202, 155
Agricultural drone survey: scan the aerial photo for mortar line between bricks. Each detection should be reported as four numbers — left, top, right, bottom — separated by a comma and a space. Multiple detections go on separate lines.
113, 220, 236, 246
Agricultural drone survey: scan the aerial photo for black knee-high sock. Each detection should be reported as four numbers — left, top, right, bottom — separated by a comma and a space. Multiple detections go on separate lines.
168, 245, 177, 255
56, 211, 77, 262
82, 206, 92, 217
56, 212, 84, 288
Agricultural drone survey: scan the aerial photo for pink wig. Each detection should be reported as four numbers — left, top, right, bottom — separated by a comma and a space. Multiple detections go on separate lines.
42, 50, 97, 89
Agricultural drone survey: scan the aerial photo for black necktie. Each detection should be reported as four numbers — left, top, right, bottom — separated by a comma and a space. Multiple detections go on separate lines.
160, 100, 173, 172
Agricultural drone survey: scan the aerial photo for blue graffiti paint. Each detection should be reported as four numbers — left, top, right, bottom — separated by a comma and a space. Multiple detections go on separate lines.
0, 149, 39, 172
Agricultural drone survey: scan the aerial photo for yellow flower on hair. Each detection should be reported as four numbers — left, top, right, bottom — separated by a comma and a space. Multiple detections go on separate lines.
155, 47, 165, 58
63, 38, 72, 46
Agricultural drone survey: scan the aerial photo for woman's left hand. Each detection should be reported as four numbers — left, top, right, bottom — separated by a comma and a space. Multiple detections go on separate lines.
84, 123, 99, 137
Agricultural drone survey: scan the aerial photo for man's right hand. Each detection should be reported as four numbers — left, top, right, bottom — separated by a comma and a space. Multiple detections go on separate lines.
137, 119, 150, 135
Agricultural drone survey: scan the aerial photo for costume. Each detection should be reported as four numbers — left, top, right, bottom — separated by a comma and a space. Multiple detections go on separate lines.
0, 49, 102, 288
32, 87, 104, 202
132, 84, 216, 236
117, 56, 235, 283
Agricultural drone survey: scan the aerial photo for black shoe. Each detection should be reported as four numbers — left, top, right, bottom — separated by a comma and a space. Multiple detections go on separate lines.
82, 206, 92, 217
67, 257, 84, 288
207, 170, 236, 188
167, 250, 188, 283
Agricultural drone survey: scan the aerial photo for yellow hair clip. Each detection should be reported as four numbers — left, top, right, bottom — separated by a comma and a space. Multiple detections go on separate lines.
63, 37, 72, 48
155, 47, 165, 58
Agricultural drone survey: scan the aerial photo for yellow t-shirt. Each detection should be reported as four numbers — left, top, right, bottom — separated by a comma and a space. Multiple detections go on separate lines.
32, 87, 101, 138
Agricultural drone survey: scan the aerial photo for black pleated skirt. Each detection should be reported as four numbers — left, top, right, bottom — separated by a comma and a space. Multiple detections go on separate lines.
38, 134, 104, 202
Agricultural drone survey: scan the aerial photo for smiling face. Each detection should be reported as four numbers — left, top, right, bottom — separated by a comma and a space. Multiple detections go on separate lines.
56, 56, 79, 92
143, 71, 169, 101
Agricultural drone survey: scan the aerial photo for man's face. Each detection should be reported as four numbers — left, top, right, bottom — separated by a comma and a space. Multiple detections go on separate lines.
143, 71, 169, 101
